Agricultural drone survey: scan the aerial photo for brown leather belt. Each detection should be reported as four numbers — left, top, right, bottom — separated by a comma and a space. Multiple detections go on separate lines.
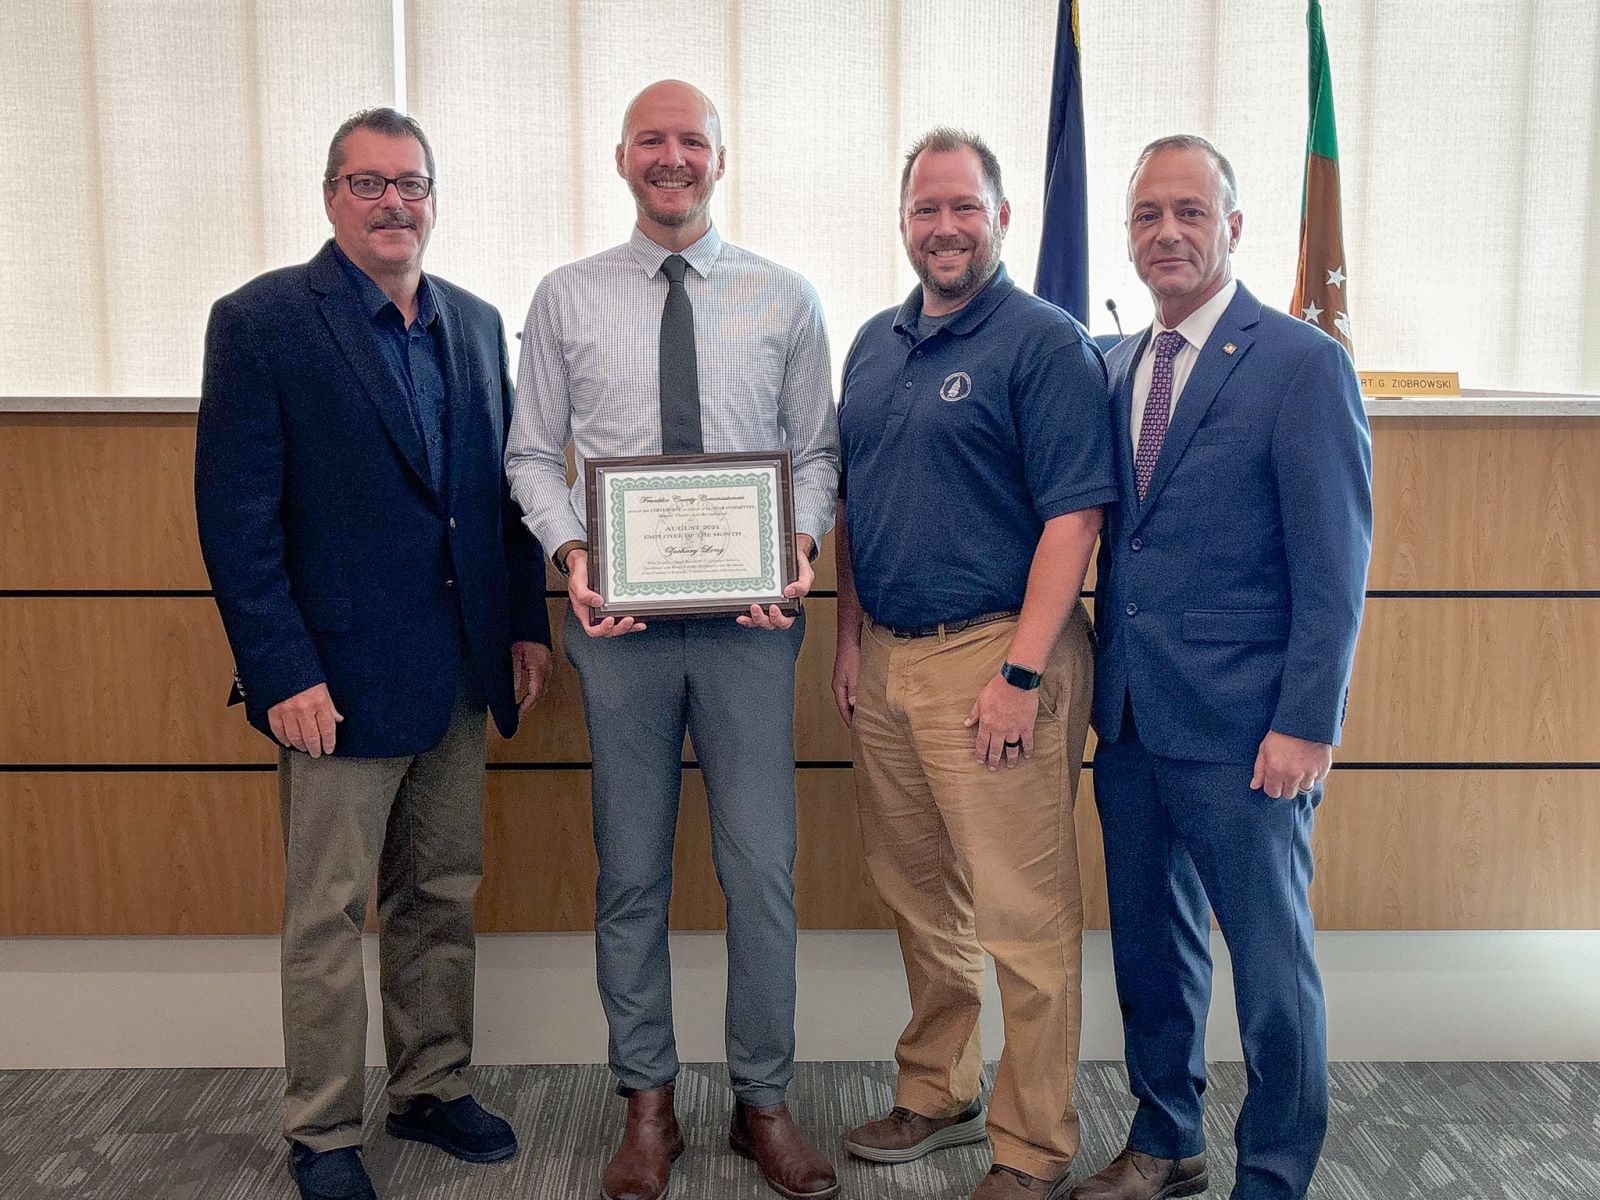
880, 608, 1021, 639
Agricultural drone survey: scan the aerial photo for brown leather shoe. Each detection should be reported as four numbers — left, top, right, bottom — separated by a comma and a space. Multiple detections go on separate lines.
843, 1098, 987, 1163
600, 1085, 685, 1200
729, 1101, 840, 1199
972, 1164, 1073, 1199
1067, 1147, 1208, 1200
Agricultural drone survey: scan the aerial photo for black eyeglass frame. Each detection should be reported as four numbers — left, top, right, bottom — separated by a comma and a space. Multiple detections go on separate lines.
326, 172, 436, 200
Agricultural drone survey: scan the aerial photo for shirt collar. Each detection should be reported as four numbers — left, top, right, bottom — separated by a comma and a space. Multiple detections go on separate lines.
331, 241, 438, 328
1151, 277, 1237, 355
892, 263, 1015, 338
628, 224, 725, 279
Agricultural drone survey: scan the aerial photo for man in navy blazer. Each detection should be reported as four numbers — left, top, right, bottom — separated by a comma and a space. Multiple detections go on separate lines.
195, 109, 550, 1200
1070, 138, 1372, 1200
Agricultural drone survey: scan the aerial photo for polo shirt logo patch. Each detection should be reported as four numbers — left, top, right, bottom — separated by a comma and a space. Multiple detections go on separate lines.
939, 371, 972, 402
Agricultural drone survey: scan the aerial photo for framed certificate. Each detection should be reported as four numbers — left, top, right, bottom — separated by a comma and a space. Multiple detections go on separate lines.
583, 450, 799, 619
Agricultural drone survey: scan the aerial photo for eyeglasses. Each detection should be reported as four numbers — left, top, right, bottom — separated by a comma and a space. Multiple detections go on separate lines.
328, 172, 435, 201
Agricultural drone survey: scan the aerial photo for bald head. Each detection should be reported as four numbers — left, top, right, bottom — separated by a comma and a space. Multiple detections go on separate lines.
620, 79, 723, 149
616, 79, 727, 250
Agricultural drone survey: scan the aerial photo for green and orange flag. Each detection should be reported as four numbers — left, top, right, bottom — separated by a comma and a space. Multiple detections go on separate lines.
1291, 0, 1353, 356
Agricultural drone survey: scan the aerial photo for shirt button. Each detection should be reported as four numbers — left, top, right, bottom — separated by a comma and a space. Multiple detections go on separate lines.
446, 579, 456, 588
915, 351, 923, 358
1125, 602, 1138, 616
904, 380, 914, 389
1130, 537, 1143, 551
449, 517, 457, 529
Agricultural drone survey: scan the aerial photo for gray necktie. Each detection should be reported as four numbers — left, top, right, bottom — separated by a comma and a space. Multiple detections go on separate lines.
658, 254, 703, 455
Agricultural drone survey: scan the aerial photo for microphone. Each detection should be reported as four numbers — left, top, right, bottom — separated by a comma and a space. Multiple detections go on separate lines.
1105, 298, 1124, 338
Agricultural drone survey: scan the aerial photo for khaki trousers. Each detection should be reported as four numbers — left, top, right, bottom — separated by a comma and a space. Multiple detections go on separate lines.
852, 605, 1093, 1179
277, 691, 485, 1151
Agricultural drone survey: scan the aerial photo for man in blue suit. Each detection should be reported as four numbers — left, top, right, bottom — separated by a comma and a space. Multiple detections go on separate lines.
1070, 137, 1372, 1200
195, 109, 551, 1200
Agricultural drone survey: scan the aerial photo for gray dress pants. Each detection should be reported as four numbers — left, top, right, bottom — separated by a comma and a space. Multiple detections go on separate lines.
563, 607, 805, 1107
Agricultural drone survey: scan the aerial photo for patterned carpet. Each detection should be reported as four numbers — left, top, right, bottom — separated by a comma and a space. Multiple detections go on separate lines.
1, 1061, 1596, 1199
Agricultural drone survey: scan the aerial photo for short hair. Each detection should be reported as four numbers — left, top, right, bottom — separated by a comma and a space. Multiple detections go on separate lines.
900, 127, 1004, 207
1127, 134, 1238, 214
324, 108, 436, 186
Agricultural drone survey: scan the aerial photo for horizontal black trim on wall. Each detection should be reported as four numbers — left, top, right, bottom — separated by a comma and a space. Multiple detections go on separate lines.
0, 590, 215, 598
5, 589, 1600, 600
5, 761, 1600, 773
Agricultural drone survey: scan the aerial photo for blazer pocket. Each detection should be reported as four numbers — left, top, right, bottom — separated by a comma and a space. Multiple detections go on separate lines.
297, 597, 352, 632
1182, 609, 1290, 643
1187, 428, 1253, 447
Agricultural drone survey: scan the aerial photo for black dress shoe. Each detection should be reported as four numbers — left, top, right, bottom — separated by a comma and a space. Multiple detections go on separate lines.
385, 1093, 518, 1163
290, 1145, 377, 1200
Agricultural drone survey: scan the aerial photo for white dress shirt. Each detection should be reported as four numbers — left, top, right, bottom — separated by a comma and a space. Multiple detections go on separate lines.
505, 225, 840, 556
1130, 278, 1239, 447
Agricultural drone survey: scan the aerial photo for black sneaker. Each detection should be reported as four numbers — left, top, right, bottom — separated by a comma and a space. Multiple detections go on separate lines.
289, 1145, 377, 1200
385, 1093, 518, 1163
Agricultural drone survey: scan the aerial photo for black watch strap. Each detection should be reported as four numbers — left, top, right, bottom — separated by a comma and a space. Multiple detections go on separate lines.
999, 661, 1043, 691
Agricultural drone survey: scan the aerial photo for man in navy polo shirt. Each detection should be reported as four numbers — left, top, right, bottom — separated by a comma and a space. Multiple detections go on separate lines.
832, 128, 1115, 1200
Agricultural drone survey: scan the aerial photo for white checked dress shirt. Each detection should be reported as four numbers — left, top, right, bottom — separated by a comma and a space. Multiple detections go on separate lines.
506, 225, 841, 555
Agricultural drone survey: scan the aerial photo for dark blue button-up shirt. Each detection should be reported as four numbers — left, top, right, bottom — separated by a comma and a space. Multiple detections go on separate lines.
334, 244, 448, 495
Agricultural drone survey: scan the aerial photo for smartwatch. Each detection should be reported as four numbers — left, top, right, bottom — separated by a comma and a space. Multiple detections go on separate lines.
999, 661, 1043, 691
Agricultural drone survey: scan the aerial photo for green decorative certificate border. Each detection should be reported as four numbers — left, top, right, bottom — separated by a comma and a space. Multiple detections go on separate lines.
607, 470, 777, 597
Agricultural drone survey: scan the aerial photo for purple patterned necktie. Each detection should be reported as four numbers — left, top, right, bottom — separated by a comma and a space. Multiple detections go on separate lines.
1134, 330, 1187, 500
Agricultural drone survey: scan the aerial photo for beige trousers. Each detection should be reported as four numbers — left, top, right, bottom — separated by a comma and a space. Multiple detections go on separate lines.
852, 605, 1094, 1179
277, 691, 485, 1151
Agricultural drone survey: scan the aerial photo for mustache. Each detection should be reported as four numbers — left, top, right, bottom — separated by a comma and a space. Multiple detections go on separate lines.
646, 169, 696, 184
366, 208, 417, 231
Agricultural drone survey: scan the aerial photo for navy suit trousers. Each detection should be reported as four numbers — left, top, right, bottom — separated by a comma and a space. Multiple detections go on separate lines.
1093, 728, 1328, 1200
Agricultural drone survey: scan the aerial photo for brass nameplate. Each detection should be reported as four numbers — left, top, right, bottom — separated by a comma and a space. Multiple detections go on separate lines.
1359, 371, 1461, 397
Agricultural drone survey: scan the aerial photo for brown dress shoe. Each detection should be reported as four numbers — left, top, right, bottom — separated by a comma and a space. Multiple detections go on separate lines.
843, 1098, 988, 1163
1067, 1147, 1208, 1200
971, 1163, 1073, 1199
601, 1085, 685, 1200
729, 1101, 840, 1199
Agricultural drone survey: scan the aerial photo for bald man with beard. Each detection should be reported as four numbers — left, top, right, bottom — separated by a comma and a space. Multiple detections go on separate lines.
505, 81, 841, 1200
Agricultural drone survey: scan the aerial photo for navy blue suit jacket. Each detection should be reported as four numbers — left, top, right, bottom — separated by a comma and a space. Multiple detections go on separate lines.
195, 241, 549, 757
1092, 284, 1373, 763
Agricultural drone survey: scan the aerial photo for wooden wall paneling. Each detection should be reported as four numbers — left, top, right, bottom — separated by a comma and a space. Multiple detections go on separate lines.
7, 414, 1598, 596
0, 415, 209, 590
1367, 418, 1600, 591
1341, 598, 1600, 762
1309, 768, 1600, 929
0, 772, 282, 935
0, 597, 269, 765
4, 766, 1594, 936
10, 595, 1598, 769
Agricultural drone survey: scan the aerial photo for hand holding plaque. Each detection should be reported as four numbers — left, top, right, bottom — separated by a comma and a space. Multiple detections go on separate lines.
583, 451, 801, 620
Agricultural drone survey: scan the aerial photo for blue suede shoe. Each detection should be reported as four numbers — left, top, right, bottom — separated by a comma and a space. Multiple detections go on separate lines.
289, 1145, 377, 1200
385, 1093, 518, 1163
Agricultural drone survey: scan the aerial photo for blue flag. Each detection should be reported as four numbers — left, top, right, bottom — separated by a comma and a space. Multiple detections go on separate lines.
1035, 0, 1088, 323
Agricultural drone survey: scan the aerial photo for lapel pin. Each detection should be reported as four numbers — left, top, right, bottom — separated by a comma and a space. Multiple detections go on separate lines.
1223, 342, 1236, 355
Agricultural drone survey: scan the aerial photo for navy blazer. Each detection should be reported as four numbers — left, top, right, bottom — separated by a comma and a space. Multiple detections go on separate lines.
1092, 284, 1373, 763
196, 241, 550, 757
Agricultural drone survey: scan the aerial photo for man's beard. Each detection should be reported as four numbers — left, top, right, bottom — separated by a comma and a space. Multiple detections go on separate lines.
908, 227, 1002, 301
630, 175, 713, 229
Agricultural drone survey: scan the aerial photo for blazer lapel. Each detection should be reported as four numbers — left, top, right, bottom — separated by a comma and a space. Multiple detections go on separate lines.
1135, 286, 1260, 521
309, 244, 433, 494
435, 289, 475, 507
1110, 331, 1147, 512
